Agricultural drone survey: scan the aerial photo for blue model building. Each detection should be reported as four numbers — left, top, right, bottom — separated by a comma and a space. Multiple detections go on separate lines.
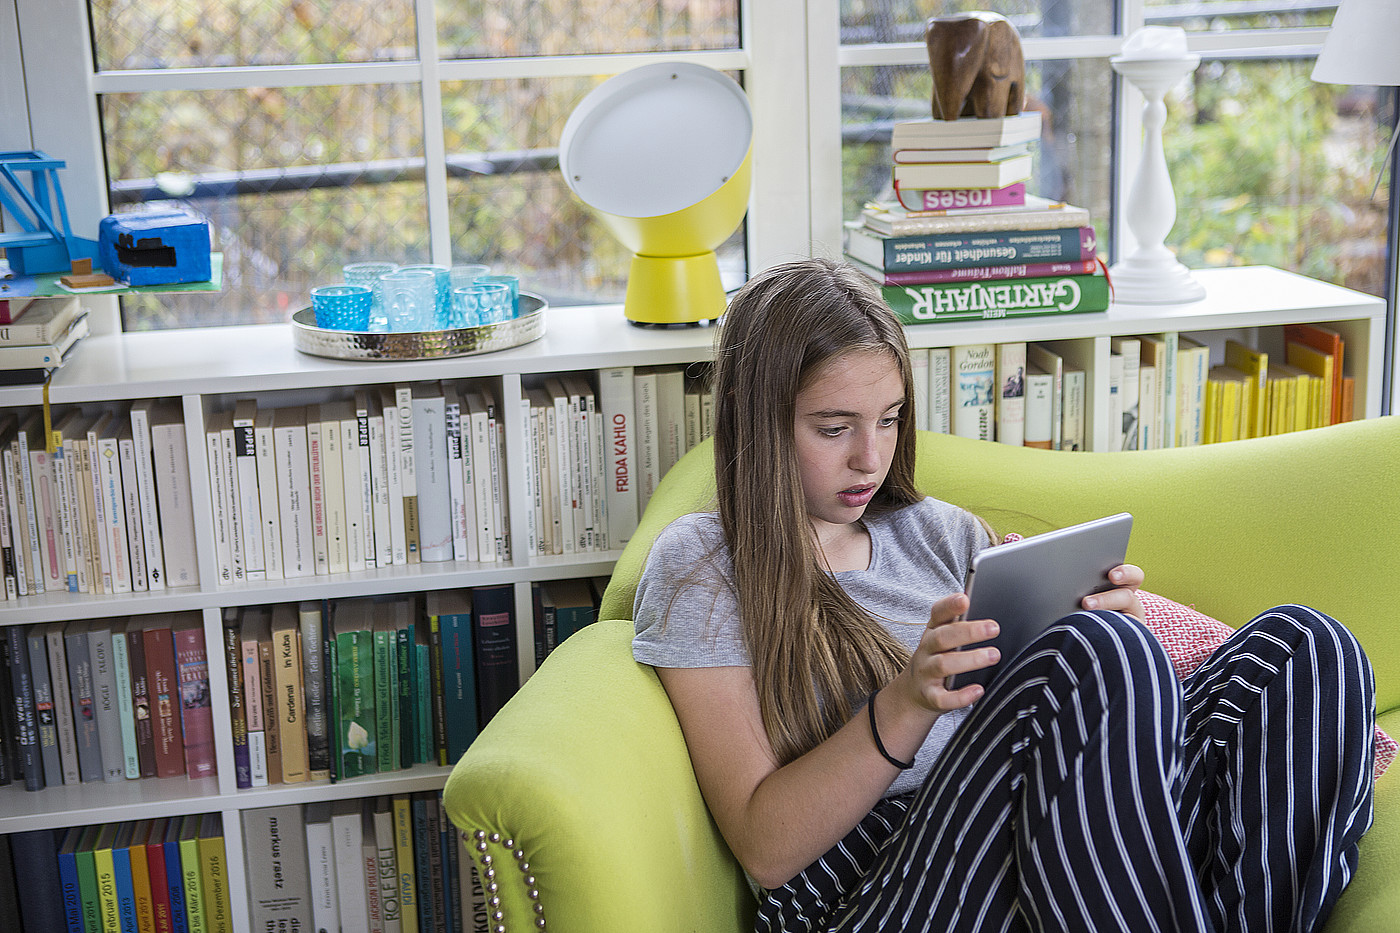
98, 209, 212, 286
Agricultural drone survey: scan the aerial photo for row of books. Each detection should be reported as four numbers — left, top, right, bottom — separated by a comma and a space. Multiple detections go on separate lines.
243, 793, 487, 933
520, 365, 713, 558
224, 587, 519, 787
0, 297, 92, 385
0, 813, 230, 932
224, 577, 605, 789
204, 385, 510, 584
206, 364, 715, 586
846, 111, 1109, 323
0, 614, 213, 791
920, 342, 1089, 451
1207, 324, 1354, 442
0, 399, 199, 599
924, 322, 1354, 451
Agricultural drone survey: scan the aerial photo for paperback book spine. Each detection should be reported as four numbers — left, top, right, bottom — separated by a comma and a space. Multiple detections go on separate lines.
881, 273, 1110, 325
858, 258, 1098, 286
128, 401, 166, 590
894, 182, 1027, 211
857, 225, 1096, 271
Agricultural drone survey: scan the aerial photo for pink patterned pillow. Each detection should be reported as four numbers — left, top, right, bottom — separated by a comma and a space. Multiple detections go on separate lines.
997, 534, 1395, 780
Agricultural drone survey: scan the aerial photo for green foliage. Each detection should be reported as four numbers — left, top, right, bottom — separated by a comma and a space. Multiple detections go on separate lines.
1164, 60, 1391, 294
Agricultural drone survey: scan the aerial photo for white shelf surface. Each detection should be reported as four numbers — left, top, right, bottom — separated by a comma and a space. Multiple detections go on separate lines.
1, 266, 1377, 409
0, 764, 455, 833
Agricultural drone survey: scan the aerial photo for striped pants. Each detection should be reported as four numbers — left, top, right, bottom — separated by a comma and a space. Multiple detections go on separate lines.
756, 606, 1377, 933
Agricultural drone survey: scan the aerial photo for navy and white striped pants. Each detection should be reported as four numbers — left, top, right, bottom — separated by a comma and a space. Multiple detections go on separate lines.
756, 605, 1377, 933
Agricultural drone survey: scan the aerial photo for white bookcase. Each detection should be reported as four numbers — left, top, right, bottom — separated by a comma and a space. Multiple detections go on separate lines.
0, 264, 1385, 927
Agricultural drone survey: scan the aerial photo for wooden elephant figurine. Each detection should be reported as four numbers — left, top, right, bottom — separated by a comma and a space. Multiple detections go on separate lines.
926, 12, 1026, 120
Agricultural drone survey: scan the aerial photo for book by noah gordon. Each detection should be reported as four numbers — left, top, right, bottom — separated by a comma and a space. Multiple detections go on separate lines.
883, 273, 1110, 325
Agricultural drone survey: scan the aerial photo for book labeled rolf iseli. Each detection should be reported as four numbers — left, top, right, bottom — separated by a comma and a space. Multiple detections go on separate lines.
881, 272, 1111, 325
846, 224, 1097, 273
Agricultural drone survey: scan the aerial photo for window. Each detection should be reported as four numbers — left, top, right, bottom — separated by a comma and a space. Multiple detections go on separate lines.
2, 0, 1395, 379
15, 0, 749, 329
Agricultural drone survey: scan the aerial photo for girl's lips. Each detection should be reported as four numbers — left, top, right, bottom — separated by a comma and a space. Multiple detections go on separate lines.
838, 485, 876, 507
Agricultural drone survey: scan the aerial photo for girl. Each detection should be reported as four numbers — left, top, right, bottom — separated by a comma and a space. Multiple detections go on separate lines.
632, 258, 1378, 933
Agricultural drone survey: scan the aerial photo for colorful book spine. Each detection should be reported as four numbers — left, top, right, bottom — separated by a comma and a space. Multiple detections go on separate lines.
471, 583, 518, 730
851, 225, 1096, 271
142, 619, 185, 778
391, 796, 419, 933
857, 258, 1098, 286
299, 600, 331, 781
173, 619, 216, 780
880, 273, 1110, 325
197, 814, 230, 933
895, 182, 1026, 211
222, 611, 251, 789
6, 625, 43, 789
56, 826, 85, 931
161, 819, 189, 933
110, 625, 142, 779
124, 621, 156, 778
178, 815, 206, 933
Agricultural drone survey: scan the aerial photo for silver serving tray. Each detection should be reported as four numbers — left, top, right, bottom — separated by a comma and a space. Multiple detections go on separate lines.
292, 292, 547, 361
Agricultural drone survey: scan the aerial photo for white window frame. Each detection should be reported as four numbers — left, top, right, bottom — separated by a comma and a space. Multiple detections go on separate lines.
2, 0, 1395, 411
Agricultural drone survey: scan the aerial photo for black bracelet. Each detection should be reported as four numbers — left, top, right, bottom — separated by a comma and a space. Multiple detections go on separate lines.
866, 690, 915, 770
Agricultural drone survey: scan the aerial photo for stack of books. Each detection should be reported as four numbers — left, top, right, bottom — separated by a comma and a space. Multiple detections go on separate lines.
0, 297, 91, 385
0, 398, 200, 600
844, 110, 1110, 324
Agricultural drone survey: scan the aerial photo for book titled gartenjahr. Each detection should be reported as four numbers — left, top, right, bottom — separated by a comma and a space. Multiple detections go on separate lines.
882, 272, 1110, 324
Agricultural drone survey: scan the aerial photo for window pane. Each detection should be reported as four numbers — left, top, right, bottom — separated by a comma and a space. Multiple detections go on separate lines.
841, 59, 1115, 248
101, 85, 429, 329
89, 0, 417, 70
441, 75, 745, 306
437, 0, 740, 59
1144, 0, 1332, 32
1164, 60, 1392, 295
840, 0, 1114, 44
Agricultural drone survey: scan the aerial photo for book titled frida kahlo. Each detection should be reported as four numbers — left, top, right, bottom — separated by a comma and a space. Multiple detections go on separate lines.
881, 273, 1110, 325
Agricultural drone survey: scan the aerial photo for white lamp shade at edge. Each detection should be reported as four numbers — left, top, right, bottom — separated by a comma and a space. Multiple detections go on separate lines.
1312, 0, 1400, 86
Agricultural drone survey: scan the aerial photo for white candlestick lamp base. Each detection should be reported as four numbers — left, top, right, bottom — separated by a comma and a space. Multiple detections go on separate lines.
1109, 54, 1206, 305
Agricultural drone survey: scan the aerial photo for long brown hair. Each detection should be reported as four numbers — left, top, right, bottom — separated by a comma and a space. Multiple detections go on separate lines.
712, 258, 922, 765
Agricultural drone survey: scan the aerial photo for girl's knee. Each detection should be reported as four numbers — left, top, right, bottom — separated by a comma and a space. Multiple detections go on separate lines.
1049, 609, 1176, 685
1253, 605, 1368, 666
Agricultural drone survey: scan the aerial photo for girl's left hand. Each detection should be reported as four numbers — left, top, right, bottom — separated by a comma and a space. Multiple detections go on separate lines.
1082, 563, 1145, 620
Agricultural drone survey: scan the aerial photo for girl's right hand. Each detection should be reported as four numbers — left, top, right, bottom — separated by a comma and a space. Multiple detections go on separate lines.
895, 592, 1001, 712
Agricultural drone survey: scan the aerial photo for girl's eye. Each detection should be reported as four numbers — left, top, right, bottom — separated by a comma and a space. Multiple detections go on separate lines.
879, 414, 901, 427
818, 425, 845, 437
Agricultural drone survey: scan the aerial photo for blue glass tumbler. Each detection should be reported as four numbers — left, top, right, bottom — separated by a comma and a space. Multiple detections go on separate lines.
342, 261, 398, 332
455, 282, 512, 328
310, 284, 373, 331
474, 274, 520, 320
399, 263, 453, 329
379, 268, 439, 332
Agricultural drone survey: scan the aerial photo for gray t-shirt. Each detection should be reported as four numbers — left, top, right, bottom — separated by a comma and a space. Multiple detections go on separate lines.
632, 497, 989, 796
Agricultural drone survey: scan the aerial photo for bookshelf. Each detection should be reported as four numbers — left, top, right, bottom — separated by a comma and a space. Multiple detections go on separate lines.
0, 264, 1386, 928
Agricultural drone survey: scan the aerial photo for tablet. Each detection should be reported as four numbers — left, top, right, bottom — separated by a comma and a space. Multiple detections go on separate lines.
947, 512, 1133, 691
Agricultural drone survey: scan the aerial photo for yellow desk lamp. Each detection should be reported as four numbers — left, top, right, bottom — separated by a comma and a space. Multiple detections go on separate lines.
559, 62, 753, 326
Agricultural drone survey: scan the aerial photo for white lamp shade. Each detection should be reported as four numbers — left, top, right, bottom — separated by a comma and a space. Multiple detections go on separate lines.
1312, 0, 1400, 86
559, 63, 752, 219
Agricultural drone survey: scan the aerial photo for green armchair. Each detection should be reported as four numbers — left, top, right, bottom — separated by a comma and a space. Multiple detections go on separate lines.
444, 416, 1400, 932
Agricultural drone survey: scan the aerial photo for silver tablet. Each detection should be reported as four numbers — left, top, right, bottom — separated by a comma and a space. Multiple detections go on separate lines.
947, 512, 1133, 691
